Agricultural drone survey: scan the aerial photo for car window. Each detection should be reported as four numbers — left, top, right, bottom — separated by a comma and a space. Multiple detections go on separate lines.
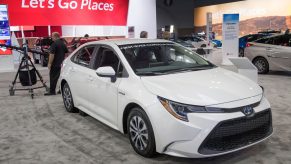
193, 37, 201, 42
73, 46, 95, 67
197, 37, 203, 42
247, 35, 258, 42
120, 43, 214, 76
255, 37, 270, 44
269, 35, 289, 46
96, 47, 125, 77
276, 35, 290, 47
265, 37, 274, 44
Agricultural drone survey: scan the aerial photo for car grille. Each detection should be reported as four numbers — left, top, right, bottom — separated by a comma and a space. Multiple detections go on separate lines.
198, 109, 272, 155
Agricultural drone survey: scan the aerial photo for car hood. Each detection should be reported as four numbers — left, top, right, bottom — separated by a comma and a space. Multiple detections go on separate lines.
141, 68, 262, 106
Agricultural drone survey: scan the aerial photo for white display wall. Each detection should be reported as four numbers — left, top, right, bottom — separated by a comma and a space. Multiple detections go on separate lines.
62, 26, 127, 37
127, 0, 157, 38
62, 0, 157, 39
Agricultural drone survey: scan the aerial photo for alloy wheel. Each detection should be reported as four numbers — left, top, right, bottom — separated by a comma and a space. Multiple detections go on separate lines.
129, 116, 149, 151
254, 58, 268, 74
63, 86, 72, 109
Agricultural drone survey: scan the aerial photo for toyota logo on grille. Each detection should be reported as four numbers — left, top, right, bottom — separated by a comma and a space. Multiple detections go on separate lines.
242, 106, 254, 116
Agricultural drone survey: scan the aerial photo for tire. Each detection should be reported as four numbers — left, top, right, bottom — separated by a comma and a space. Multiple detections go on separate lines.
40, 55, 48, 67
239, 48, 244, 57
253, 57, 269, 74
62, 83, 78, 113
127, 108, 156, 157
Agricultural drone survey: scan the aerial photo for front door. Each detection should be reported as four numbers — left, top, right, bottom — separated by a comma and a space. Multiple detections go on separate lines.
266, 35, 291, 71
88, 46, 125, 127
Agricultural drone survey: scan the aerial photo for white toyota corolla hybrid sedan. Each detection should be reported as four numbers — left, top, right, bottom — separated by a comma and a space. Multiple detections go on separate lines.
60, 39, 272, 158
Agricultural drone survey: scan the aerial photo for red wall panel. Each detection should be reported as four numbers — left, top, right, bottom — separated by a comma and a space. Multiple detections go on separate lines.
14, 26, 62, 38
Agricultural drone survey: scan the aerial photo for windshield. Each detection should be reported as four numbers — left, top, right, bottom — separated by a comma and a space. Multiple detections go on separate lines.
119, 43, 215, 76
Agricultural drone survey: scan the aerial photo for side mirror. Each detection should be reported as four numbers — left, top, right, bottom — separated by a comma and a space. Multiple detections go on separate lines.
96, 66, 116, 82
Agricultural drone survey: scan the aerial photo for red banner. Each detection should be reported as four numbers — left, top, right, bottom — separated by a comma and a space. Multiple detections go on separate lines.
1, 0, 129, 26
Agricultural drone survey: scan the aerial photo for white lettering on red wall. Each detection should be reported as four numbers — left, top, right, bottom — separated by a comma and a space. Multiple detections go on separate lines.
2, 0, 128, 26
21, 0, 114, 11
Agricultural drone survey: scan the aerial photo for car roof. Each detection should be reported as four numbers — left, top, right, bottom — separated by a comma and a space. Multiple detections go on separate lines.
87, 39, 173, 46
261, 33, 288, 39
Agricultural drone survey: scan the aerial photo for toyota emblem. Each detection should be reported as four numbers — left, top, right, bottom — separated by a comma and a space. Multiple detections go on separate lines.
242, 106, 254, 116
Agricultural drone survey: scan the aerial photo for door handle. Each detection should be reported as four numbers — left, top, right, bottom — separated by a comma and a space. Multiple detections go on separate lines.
70, 67, 76, 72
118, 91, 126, 96
88, 75, 94, 81
266, 47, 273, 51
267, 55, 276, 58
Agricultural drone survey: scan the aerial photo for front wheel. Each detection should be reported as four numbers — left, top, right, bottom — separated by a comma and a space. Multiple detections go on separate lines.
127, 108, 156, 158
253, 57, 269, 74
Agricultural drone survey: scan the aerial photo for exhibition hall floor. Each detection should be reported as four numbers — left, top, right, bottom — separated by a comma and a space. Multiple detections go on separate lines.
0, 52, 290, 164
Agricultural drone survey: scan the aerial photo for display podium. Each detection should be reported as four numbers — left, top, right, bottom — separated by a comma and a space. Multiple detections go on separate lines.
229, 57, 258, 83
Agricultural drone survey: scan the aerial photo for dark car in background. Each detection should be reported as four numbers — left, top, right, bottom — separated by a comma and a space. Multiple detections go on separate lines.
239, 33, 272, 57
33, 37, 54, 66
33, 37, 70, 67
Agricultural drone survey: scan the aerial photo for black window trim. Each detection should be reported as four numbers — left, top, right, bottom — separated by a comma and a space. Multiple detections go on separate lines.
94, 44, 129, 78
71, 45, 98, 69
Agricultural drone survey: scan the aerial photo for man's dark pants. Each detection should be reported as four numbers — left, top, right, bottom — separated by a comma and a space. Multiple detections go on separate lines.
49, 66, 61, 94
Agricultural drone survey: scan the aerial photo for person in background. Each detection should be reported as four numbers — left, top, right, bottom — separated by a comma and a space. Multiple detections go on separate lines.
140, 31, 148, 38
162, 31, 170, 40
84, 34, 89, 38
76, 34, 90, 48
44, 32, 68, 96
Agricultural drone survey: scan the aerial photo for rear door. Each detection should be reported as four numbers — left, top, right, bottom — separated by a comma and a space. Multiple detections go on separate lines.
69, 45, 97, 109
266, 35, 291, 71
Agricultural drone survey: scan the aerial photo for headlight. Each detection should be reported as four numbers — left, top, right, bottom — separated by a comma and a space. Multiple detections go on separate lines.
158, 97, 224, 122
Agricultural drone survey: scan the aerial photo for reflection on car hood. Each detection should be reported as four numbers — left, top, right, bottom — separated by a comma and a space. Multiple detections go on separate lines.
141, 68, 262, 106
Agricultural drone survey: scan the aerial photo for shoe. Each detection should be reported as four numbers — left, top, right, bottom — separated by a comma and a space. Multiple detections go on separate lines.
44, 92, 56, 96
57, 90, 61, 94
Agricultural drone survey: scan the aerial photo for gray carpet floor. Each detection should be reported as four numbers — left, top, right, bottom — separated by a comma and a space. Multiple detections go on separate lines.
0, 53, 290, 164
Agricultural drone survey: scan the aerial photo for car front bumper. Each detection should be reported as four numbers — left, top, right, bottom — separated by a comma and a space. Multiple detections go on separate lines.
146, 96, 272, 158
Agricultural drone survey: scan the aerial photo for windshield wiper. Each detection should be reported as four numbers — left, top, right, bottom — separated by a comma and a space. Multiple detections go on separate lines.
136, 72, 166, 76
164, 65, 214, 74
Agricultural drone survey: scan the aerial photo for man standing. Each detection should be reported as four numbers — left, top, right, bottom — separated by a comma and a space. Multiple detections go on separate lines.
44, 32, 68, 96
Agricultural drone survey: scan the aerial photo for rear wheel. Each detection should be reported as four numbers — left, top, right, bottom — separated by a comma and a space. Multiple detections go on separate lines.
253, 57, 269, 74
62, 83, 78, 113
127, 108, 156, 158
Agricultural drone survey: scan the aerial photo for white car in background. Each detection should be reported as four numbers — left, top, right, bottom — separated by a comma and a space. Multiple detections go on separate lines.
179, 36, 213, 48
245, 34, 291, 74
60, 39, 272, 158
